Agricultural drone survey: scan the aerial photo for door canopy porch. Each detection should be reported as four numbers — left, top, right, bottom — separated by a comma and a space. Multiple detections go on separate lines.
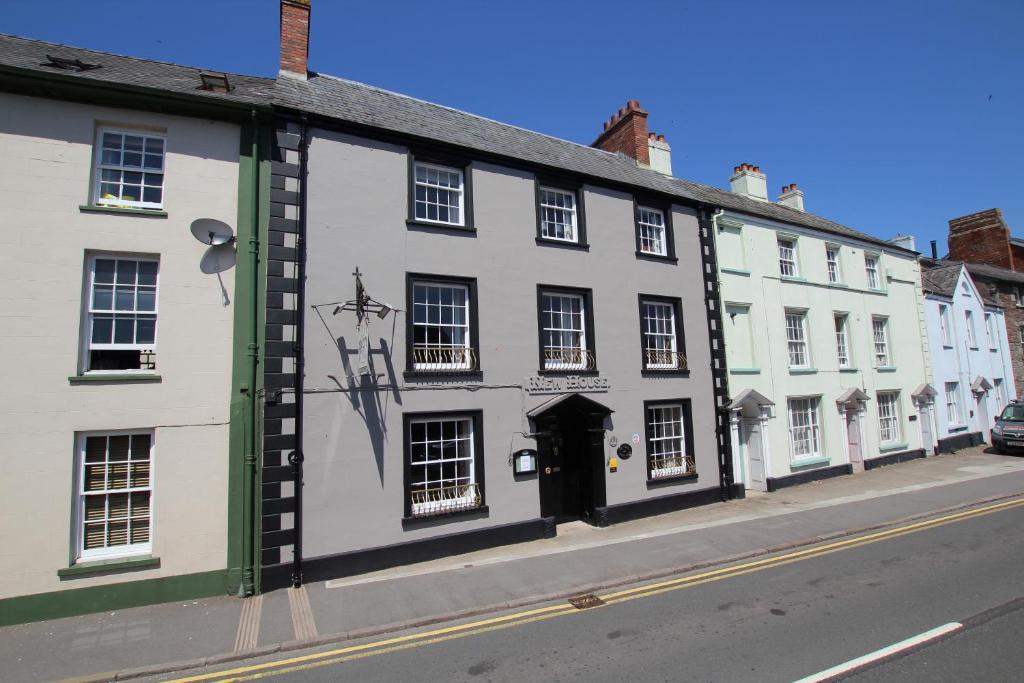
527, 392, 614, 419
971, 376, 993, 394
836, 387, 870, 407
725, 388, 774, 412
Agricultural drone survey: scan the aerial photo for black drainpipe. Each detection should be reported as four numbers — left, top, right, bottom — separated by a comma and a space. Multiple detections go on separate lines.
290, 115, 309, 588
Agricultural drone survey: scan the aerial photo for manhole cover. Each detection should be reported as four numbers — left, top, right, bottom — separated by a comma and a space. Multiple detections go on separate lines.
568, 594, 605, 609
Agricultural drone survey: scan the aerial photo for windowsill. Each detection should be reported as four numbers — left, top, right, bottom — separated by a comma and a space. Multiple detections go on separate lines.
826, 281, 848, 289
780, 275, 806, 282
942, 344, 954, 349
791, 456, 830, 470
868, 288, 887, 294
535, 237, 589, 251
403, 370, 482, 381
402, 505, 489, 528
58, 555, 160, 579
647, 471, 698, 487
969, 346, 980, 351
69, 373, 162, 384
720, 267, 750, 276
948, 424, 968, 433
839, 367, 860, 373
989, 348, 999, 352
876, 366, 897, 372
405, 219, 475, 234
729, 367, 761, 375
635, 251, 679, 264
878, 441, 910, 453
789, 367, 818, 375
538, 368, 600, 376
641, 368, 690, 377
79, 204, 168, 218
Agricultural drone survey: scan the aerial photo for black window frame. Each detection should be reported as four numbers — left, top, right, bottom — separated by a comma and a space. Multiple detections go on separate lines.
536, 284, 598, 375
407, 148, 475, 233
401, 409, 487, 523
534, 175, 588, 250
637, 294, 688, 376
633, 196, 677, 263
643, 398, 697, 486
404, 273, 481, 379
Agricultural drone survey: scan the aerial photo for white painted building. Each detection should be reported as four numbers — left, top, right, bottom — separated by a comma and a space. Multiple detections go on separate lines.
920, 260, 1016, 451
713, 165, 934, 492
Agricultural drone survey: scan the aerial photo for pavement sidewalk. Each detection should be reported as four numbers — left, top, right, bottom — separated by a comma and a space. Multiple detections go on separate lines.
4, 446, 1024, 683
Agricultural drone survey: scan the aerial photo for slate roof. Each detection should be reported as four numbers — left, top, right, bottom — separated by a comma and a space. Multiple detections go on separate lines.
921, 262, 962, 298
273, 74, 916, 255
0, 34, 274, 108
964, 262, 1024, 287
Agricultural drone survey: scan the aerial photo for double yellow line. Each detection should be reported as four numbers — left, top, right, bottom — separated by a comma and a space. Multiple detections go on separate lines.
170, 496, 1024, 682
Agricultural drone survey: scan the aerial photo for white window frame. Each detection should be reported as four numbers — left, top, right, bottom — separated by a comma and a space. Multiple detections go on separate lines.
785, 310, 810, 368
995, 378, 1007, 410
93, 128, 166, 210
647, 403, 694, 479
83, 254, 159, 374
825, 245, 842, 284
877, 392, 902, 444
939, 304, 952, 347
538, 187, 578, 243
637, 206, 668, 256
965, 310, 977, 348
541, 291, 589, 370
74, 430, 154, 562
641, 299, 681, 369
834, 313, 851, 368
407, 416, 479, 517
788, 397, 822, 461
413, 161, 465, 226
872, 316, 891, 367
945, 382, 963, 427
778, 237, 798, 277
985, 312, 997, 349
410, 280, 472, 371
865, 253, 881, 290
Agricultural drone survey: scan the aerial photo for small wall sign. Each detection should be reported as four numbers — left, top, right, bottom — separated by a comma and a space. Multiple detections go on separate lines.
632, 433, 641, 445
609, 436, 619, 448
524, 375, 611, 395
616, 444, 632, 460
513, 449, 538, 475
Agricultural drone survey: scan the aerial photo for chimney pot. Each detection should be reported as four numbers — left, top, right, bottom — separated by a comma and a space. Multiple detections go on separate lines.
628, 99, 640, 110
753, 166, 760, 173
649, 132, 656, 140
657, 134, 665, 142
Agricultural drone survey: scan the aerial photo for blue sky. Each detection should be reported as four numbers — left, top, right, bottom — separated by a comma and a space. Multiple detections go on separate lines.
7, 0, 1023, 253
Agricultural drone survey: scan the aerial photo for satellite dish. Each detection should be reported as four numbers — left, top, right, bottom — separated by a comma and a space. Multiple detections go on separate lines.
190, 218, 235, 246
200, 243, 237, 274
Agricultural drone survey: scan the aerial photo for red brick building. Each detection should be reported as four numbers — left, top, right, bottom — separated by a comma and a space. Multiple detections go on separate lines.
948, 208, 1024, 397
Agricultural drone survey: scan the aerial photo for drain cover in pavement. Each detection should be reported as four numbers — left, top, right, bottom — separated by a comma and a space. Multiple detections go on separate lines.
568, 594, 605, 609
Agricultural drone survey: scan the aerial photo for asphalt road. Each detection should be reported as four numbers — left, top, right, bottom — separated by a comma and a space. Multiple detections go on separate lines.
186, 502, 1024, 683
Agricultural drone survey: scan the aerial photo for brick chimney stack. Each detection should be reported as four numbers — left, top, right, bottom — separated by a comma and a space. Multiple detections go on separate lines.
280, 0, 311, 80
948, 208, 1015, 271
592, 100, 650, 166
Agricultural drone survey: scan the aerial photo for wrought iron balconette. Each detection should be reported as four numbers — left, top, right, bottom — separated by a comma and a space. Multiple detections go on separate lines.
543, 348, 595, 371
411, 346, 477, 372
650, 454, 696, 479
644, 349, 688, 370
410, 482, 481, 518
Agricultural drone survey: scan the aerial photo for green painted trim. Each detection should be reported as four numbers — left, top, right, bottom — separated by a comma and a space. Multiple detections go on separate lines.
57, 555, 160, 578
720, 267, 750, 276
791, 456, 831, 470
226, 116, 270, 598
729, 368, 761, 375
0, 569, 226, 627
839, 367, 860, 373
876, 366, 898, 372
68, 374, 161, 384
780, 275, 808, 283
79, 205, 168, 218
878, 441, 910, 453
789, 368, 819, 375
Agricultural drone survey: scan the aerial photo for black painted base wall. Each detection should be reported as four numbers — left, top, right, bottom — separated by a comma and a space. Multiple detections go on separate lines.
729, 483, 746, 500
263, 517, 551, 589
864, 448, 927, 471
766, 463, 853, 492
593, 486, 724, 526
937, 431, 984, 454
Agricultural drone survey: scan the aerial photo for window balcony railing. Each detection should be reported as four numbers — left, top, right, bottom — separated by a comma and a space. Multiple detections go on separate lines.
411, 345, 477, 372
543, 348, 595, 371
410, 482, 481, 518
650, 454, 695, 479
644, 349, 688, 370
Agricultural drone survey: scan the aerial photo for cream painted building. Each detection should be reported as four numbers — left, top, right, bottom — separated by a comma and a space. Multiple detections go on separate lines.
0, 35, 272, 624
712, 166, 933, 492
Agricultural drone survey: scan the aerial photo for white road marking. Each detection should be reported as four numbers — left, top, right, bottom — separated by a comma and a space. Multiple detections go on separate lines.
792, 622, 963, 682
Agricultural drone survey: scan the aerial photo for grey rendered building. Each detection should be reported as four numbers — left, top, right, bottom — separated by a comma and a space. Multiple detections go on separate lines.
259, 0, 733, 588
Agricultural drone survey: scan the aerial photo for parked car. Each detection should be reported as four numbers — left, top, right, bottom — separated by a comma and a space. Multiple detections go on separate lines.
991, 401, 1024, 453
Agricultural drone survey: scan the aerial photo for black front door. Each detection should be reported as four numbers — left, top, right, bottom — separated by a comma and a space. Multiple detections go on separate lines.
536, 406, 603, 523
